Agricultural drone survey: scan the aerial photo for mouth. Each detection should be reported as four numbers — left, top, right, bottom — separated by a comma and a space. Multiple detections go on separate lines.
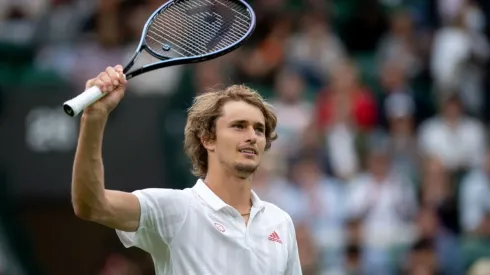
238, 147, 257, 156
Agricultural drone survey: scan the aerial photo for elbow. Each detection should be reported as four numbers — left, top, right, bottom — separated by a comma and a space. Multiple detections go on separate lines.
73, 203, 95, 221
72, 197, 100, 222
72, 197, 109, 224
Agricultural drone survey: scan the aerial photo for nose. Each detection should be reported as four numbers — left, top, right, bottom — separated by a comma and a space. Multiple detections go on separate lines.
245, 126, 257, 145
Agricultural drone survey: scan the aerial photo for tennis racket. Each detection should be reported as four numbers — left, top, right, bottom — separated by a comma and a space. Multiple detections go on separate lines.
62, 0, 256, 117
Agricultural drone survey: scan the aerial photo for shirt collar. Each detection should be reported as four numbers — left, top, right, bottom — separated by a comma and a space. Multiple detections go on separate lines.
251, 189, 265, 210
193, 179, 265, 212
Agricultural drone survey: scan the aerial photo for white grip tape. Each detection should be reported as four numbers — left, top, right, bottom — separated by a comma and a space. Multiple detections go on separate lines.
63, 86, 106, 117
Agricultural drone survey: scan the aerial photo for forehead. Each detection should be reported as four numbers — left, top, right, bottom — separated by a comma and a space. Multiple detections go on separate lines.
219, 100, 265, 124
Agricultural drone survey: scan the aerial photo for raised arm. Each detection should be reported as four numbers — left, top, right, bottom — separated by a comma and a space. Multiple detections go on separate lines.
71, 65, 140, 232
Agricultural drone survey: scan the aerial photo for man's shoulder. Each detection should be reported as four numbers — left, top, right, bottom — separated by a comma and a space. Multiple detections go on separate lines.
133, 187, 195, 203
135, 187, 193, 194
261, 201, 294, 225
419, 117, 442, 132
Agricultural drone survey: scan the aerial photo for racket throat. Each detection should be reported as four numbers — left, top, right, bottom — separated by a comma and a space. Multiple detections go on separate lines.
123, 62, 134, 75
124, 47, 174, 80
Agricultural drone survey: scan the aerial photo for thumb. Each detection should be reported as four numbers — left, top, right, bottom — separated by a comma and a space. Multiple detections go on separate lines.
85, 77, 99, 90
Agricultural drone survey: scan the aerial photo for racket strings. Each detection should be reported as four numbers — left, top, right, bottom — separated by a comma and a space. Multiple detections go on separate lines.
188, 0, 250, 49
154, 14, 221, 51
149, 1, 247, 54
204, 0, 251, 27
145, 0, 251, 58
176, 2, 245, 42
156, 11, 236, 52
182, 0, 250, 31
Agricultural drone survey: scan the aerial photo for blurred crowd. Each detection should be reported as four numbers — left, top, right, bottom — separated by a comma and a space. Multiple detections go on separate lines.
3, 0, 490, 274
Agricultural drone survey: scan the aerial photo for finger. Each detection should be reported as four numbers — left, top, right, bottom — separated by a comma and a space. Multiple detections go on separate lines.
85, 78, 97, 89
120, 72, 127, 84
94, 79, 106, 92
113, 66, 127, 84
100, 73, 113, 92
114, 64, 123, 72
106, 67, 120, 87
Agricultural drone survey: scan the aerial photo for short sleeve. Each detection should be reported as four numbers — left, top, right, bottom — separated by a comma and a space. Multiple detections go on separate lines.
116, 188, 190, 251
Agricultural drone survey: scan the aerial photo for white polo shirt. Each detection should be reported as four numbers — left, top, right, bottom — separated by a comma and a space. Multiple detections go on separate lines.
116, 179, 302, 275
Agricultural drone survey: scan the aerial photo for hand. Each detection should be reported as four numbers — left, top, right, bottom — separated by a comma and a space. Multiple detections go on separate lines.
84, 65, 128, 118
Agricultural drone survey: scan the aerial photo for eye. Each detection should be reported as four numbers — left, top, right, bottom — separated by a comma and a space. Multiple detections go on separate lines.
233, 124, 244, 129
255, 127, 265, 134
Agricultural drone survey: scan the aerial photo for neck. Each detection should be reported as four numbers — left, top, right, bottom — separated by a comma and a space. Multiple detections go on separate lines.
204, 166, 253, 214
373, 172, 388, 183
445, 115, 460, 127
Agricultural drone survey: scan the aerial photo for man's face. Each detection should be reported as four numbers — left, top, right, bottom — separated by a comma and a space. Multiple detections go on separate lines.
206, 100, 267, 178
368, 152, 390, 179
443, 98, 462, 121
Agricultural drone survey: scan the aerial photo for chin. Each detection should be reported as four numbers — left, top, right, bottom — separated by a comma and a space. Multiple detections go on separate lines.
233, 162, 259, 176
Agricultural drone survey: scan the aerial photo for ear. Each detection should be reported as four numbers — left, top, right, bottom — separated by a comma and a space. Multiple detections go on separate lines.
201, 135, 216, 152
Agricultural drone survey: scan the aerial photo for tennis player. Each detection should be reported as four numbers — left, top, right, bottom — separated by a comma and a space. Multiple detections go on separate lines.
71, 65, 302, 275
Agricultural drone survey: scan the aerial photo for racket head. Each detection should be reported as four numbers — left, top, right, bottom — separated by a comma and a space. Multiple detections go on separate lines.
125, 0, 256, 78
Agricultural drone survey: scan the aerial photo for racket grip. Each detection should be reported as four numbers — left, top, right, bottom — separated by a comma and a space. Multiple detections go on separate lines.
62, 86, 106, 117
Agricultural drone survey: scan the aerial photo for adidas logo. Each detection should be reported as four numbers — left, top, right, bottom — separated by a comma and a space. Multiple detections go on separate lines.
268, 231, 282, 244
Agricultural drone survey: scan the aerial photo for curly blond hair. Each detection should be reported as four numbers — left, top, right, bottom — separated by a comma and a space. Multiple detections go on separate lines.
184, 85, 278, 178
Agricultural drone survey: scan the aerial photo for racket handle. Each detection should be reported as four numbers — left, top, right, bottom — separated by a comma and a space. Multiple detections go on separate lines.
63, 86, 106, 117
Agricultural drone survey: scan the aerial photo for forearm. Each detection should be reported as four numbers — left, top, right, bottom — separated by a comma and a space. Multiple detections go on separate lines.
71, 113, 109, 219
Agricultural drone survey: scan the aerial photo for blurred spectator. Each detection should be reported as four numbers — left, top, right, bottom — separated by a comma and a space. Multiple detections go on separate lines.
0, 0, 50, 45
376, 9, 423, 80
347, 141, 417, 274
431, 1, 490, 116
460, 149, 490, 234
316, 59, 378, 133
286, 153, 348, 275
436, 0, 484, 28
418, 93, 486, 172
252, 157, 299, 219
414, 206, 463, 275
420, 158, 451, 208
34, 0, 97, 45
237, 13, 292, 86
401, 238, 441, 275
315, 59, 377, 180
35, 0, 127, 91
383, 92, 420, 181
269, 67, 313, 166
286, 11, 346, 89
420, 157, 460, 235
295, 223, 321, 275
378, 58, 433, 128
